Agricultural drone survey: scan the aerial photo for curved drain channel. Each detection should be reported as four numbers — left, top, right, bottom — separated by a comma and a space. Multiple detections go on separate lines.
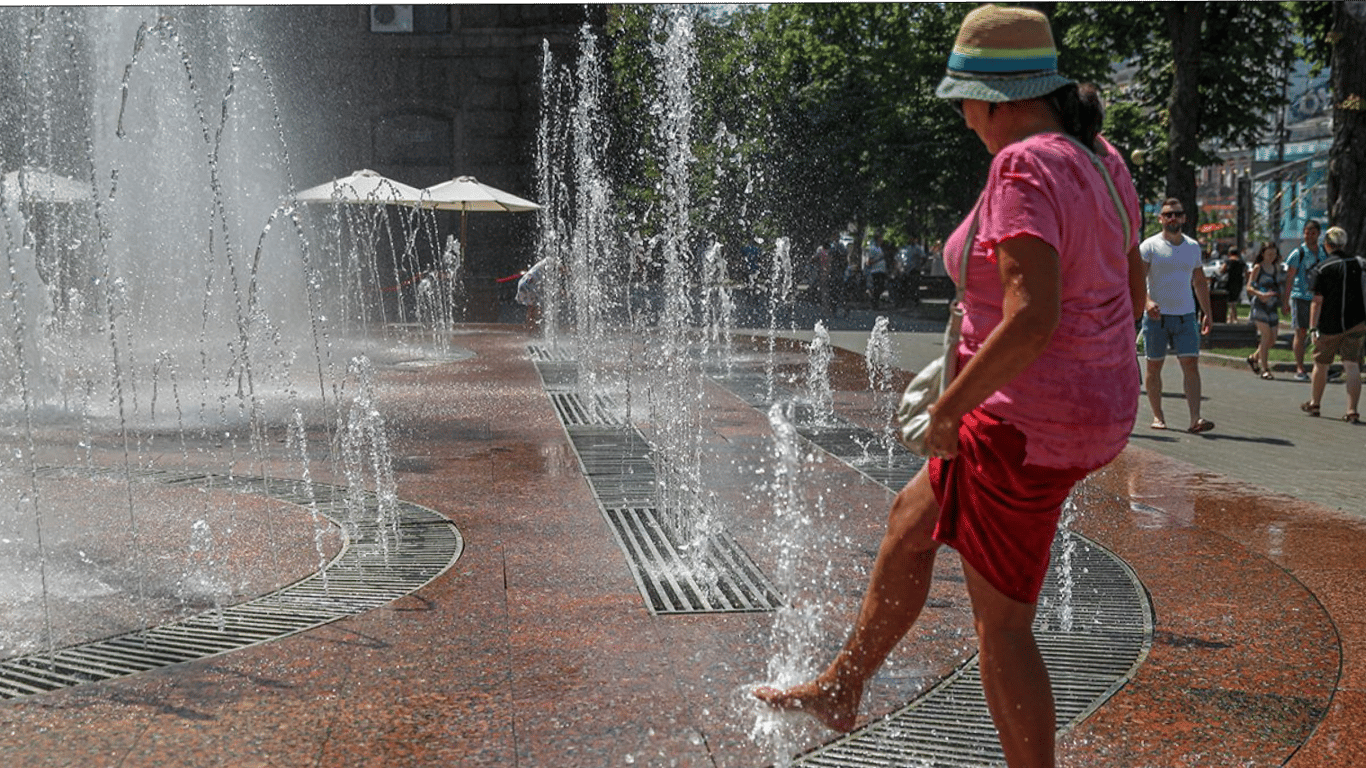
0, 469, 463, 701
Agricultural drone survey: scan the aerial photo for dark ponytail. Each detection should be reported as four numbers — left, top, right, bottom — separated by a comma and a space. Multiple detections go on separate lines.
1046, 83, 1104, 152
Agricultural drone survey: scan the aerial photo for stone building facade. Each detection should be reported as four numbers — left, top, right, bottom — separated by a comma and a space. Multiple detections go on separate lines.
258, 4, 597, 291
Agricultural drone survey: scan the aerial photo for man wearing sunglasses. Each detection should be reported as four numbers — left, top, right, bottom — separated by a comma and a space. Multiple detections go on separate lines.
1140, 198, 1216, 433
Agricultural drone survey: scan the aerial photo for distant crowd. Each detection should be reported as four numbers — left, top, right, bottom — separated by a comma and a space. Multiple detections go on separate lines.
803, 233, 945, 316
1185, 216, 1363, 424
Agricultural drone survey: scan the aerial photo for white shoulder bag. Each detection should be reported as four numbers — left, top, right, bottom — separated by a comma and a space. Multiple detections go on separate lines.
894, 209, 974, 455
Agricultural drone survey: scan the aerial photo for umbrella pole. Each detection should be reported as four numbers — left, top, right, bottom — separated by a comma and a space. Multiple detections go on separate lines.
460, 208, 468, 263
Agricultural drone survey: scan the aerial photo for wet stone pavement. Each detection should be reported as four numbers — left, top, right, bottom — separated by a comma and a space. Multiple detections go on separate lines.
0, 324, 1362, 767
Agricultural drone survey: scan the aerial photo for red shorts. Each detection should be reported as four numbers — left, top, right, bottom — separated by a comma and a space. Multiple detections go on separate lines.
929, 409, 1091, 604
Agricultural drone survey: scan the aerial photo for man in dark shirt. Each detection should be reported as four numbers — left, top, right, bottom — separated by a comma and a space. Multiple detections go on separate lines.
1303, 226, 1364, 421
1220, 246, 1247, 321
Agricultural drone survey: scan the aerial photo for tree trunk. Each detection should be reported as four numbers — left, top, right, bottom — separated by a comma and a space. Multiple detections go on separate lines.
1165, 2, 1205, 238
1329, 1, 1366, 250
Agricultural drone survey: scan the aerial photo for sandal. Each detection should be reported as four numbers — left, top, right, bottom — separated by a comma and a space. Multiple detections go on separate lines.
1150, 419, 1167, 430
1245, 355, 1260, 374
1345, 412, 1361, 424
1260, 371, 1274, 380
1301, 401, 1321, 417
1187, 419, 1215, 434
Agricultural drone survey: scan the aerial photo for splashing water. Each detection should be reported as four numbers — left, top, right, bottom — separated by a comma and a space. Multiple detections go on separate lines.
647, 7, 716, 571
183, 518, 227, 629
1055, 492, 1080, 632
288, 408, 332, 592
864, 316, 896, 457
700, 241, 734, 370
752, 402, 824, 765
535, 39, 570, 353
805, 322, 835, 427
338, 356, 399, 561
567, 22, 614, 401
765, 237, 794, 402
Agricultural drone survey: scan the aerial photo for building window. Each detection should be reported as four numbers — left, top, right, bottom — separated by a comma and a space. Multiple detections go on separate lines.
370, 5, 450, 34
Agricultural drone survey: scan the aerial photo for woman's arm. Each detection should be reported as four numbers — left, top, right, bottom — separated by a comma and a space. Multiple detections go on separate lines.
924, 234, 1060, 458
1192, 267, 1213, 335
1127, 244, 1146, 322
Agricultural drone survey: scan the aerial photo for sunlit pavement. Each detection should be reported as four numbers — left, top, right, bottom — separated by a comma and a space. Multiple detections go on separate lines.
1, 323, 1362, 767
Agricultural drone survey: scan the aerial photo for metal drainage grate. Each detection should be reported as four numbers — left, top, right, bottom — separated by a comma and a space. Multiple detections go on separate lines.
706, 359, 1154, 765
797, 536, 1151, 767
551, 392, 625, 428
603, 506, 783, 615
528, 344, 573, 362
566, 427, 661, 508
534, 355, 784, 615
0, 470, 463, 701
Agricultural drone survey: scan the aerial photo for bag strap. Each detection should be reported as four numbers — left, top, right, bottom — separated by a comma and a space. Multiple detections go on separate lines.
954, 204, 977, 304
939, 202, 977, 386
1056, 134, 1133, 249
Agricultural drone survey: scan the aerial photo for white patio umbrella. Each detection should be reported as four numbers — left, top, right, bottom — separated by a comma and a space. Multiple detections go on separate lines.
293, 168, 424, 205
1, 168, 92, 203
418, 175, 540, 261
293, 169, 427, 326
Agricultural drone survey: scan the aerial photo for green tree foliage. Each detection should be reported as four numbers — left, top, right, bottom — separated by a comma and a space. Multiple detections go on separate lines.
1291, 1, 1335, 75
596, 2, 1309, 258
602, 6, 663, 231
602, 3, 990, 257
1055, 2, 1297, 235
726, 4, 988, 249
1325, 1, 1366, 248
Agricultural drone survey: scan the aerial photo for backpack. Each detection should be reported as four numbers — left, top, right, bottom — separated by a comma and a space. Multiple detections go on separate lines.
1293, 245, 1326, 294
1357, 255, 1366, 318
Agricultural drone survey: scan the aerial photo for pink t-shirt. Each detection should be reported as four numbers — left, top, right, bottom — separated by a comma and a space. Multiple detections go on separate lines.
942, 133, 1141, 469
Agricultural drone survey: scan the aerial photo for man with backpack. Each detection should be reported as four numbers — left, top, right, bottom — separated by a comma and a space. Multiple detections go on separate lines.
1285, 220, 1328, 380
1301, 226, 1364, 422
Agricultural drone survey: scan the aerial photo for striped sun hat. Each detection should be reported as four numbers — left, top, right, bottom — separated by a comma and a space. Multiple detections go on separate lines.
935, 4, 1075, 103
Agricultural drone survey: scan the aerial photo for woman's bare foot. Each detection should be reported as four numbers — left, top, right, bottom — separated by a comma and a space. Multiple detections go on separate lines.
753, 678, 862, 732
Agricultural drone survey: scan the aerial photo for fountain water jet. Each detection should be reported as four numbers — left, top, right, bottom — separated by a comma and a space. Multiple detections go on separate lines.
865, 315, 896, 457
805, 321, 835, 427
0, 6, 427, 662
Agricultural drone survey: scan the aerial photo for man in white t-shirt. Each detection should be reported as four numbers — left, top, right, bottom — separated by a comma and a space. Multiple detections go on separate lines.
1140, 197, 1215, 433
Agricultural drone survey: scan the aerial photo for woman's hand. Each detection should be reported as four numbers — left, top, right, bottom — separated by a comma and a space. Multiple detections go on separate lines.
925, 402, 962, 459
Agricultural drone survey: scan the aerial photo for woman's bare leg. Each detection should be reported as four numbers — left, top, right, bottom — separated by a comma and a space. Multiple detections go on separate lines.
962, 559, 1055, 768
754, 467, 941, 731
1256, 320, 1274, 372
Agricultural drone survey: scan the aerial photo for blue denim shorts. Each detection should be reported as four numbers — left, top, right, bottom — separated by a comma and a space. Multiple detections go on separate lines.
1143, 313, 1201, 359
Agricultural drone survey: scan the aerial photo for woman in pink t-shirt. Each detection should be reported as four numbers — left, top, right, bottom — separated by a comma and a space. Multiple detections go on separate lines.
756, 7, 1145, 766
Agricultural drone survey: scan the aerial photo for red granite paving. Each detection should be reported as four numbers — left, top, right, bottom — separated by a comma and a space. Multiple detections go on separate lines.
0, 325, 1358, 767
